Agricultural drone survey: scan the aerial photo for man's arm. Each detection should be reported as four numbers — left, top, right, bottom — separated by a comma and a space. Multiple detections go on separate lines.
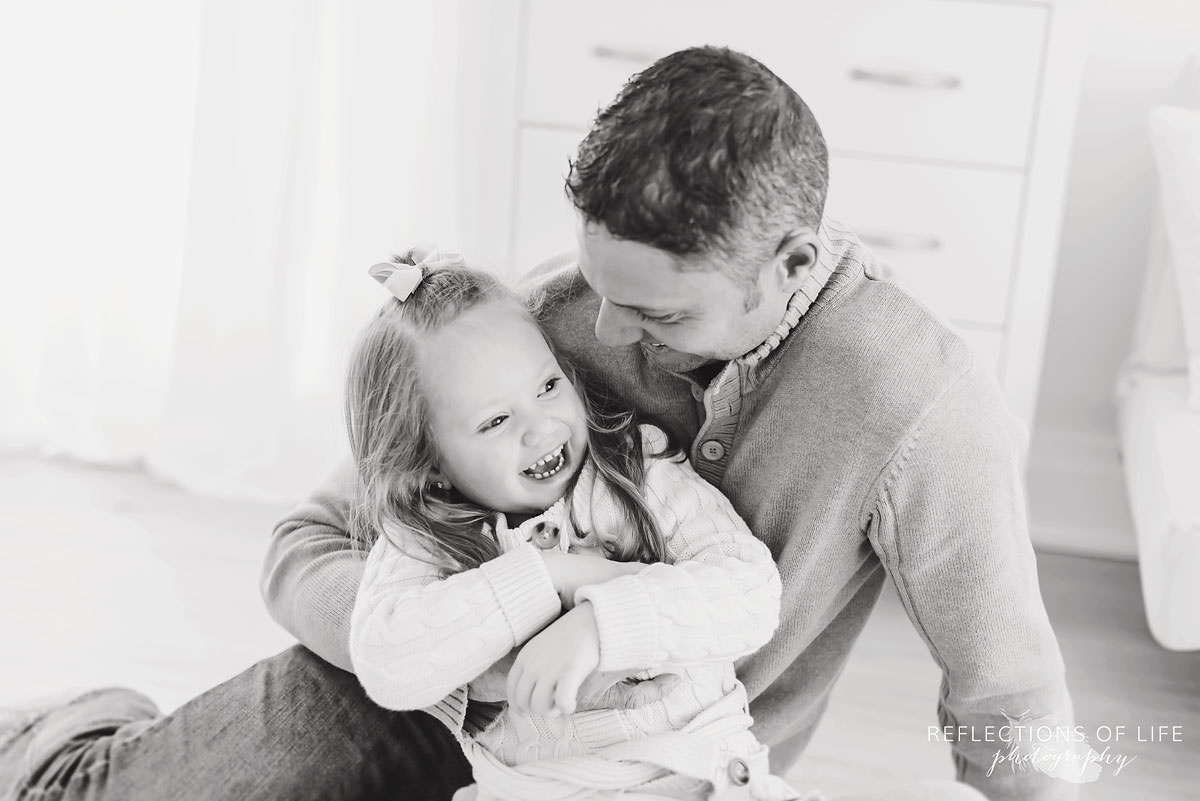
867, 366, 1078, 801
261, 459, 363, 671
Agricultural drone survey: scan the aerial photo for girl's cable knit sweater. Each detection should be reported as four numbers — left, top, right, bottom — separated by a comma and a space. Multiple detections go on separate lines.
350, 426, 796, 799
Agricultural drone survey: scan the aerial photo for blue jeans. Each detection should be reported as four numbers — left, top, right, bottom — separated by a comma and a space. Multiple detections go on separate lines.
0, 646, 471, 801
0, 647, 984, 801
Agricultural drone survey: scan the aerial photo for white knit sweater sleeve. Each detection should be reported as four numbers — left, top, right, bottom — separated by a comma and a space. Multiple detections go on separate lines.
575, 425, 783, 673
349, 532, 561, 710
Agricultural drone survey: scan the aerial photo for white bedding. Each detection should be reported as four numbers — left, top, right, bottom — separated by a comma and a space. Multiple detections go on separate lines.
1115, 58, 1200, 650
1116, 372, 1200, 650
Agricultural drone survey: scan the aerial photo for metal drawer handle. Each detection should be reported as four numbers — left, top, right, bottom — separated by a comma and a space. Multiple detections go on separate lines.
849, 67, 962, 90
859, 231, 943, 252
592, 45, 662, 65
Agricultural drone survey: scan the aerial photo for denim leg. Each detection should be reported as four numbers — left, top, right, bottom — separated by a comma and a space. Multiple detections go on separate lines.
0, 646, 471, 801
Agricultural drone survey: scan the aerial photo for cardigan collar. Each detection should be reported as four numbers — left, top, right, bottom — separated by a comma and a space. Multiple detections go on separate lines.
738, 251, 836, 370
488, 496, 574, 554
659, 218, 846, 393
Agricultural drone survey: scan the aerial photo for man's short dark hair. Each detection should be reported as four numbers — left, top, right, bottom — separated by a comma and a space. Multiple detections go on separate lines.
566, 46, 829, 272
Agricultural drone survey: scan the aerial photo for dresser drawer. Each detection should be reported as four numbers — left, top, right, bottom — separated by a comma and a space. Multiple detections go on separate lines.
509, 127, 1013, 379
511, 129, 1025, 328
824, 156, 1024, 327
522, 0, 1046, 168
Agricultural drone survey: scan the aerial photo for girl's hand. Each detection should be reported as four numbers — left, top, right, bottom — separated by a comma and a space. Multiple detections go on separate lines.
506, 602, 600, 716
538, 550, 642, 609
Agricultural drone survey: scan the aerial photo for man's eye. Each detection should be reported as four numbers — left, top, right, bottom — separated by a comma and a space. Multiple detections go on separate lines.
638, 311, 683, 325
479, 415, 508, 432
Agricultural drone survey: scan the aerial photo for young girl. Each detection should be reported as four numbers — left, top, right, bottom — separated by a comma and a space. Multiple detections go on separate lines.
345, 246, 802, 801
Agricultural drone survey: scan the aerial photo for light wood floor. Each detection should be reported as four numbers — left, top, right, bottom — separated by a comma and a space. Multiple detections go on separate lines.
2, 455, 1197, 798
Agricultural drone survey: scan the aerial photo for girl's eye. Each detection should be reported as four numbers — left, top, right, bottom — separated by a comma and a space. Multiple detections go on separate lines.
479, 414, 508, 432
540, 377, 561, 395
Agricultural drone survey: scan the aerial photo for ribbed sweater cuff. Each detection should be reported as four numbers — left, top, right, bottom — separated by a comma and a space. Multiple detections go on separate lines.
575, 576, 658, 672
572, 709, 631, 750
422, 689, 468, 738
479, 543, 561, 643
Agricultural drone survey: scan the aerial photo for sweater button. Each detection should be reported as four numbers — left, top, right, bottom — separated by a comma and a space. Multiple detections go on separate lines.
700, 440, 725, 461
531, 522, 560, 550
728, 757, 751, 786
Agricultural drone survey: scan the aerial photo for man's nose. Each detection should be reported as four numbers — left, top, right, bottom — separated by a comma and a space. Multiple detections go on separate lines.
594, 299, 642, 347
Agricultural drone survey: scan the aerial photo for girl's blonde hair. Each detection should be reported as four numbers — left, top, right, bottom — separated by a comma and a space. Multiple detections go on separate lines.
345, 258, 674, 575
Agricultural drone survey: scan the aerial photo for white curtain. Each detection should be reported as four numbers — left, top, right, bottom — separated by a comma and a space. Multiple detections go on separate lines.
1, 0, 475, 501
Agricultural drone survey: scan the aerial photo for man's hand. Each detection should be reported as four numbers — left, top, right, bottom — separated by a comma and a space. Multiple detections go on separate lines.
507, 602, 601, 716
577, 671, 683, 711
538, 550, 642, 609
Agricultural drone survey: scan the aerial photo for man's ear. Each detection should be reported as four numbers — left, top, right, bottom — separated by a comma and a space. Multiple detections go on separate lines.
776, 229, 820, 287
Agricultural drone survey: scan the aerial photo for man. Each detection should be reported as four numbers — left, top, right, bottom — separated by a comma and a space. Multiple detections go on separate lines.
1, 47, 1062, 801
266, 47, 1072, 799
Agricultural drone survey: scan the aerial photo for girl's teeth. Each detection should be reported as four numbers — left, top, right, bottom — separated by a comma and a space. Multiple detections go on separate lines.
524, 446, 565, 479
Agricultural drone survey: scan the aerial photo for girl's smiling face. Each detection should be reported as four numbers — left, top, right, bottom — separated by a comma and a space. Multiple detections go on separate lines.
420, 300, 590, 517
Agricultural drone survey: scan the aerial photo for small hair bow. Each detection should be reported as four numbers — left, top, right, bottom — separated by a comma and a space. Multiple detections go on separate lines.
368, 244, 465, 302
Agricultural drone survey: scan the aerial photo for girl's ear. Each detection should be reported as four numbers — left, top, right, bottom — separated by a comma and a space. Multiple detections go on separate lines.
427, 469, 451, 492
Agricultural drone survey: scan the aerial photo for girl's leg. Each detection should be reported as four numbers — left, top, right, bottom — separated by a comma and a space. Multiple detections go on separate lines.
0, 645, 472, 801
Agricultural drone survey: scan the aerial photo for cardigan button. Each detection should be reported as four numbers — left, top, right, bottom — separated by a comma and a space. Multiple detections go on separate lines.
727, 757, 751, 786
700, 440, 725, 461
531, 522, 560, 550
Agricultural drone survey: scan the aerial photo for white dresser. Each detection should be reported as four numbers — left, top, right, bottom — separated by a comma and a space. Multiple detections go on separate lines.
461, 0, 1083, 430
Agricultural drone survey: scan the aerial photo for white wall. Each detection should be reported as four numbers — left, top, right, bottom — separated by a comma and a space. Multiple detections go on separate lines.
1028, 0, 1200, 558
